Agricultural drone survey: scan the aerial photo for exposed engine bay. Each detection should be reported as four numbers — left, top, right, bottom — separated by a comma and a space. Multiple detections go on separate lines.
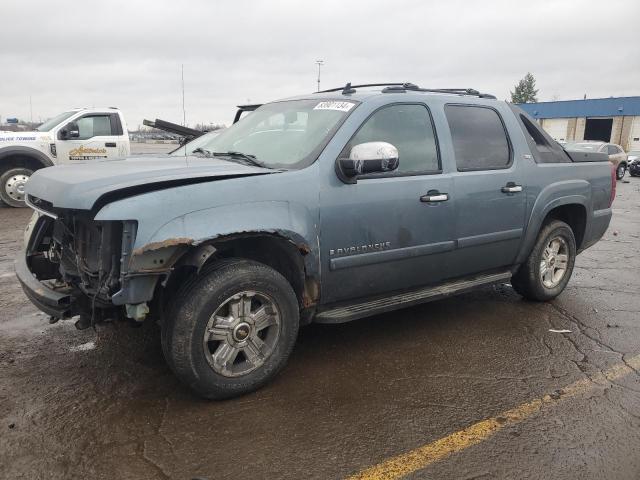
25, 207, 126, 327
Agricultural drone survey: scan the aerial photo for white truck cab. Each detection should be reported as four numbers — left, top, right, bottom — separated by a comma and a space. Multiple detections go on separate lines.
0, 107, 130, 207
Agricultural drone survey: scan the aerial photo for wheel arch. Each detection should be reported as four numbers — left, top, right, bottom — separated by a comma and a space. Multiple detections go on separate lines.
543, 204, 586, 249
152, 231, 319, 315
516, 181, 590, 264
0, 146, 54, 172
202, 232, 316, 309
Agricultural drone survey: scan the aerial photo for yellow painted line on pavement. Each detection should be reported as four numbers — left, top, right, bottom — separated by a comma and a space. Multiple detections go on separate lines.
346, 354, 640, 480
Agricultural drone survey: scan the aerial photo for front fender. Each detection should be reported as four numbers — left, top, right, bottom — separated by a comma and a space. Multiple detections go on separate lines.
95, 167, 321, 276
98, 199, 319, 279
0, 145, 54, 168
146, 201, 317, 271
515, 180, 590, 264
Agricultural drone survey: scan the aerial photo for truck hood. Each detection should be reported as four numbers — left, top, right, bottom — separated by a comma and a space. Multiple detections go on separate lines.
25, 155, 276, 210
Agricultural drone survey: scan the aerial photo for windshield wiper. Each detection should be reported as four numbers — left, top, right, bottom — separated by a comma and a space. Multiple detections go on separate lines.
191, 147, 213, 156
212, 151, 265, 168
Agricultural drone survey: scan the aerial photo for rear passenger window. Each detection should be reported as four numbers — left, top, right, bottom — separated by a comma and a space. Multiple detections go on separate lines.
343, 104, 439, 174
445, 105, 511, 170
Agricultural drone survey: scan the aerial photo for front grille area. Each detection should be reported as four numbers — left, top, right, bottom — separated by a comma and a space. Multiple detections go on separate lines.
29, 212, 123, 303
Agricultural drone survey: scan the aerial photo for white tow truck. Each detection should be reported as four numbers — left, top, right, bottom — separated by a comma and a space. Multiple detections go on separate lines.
0, 108, 130, 207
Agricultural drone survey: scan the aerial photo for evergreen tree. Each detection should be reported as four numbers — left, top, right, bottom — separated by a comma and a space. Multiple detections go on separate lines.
510, 73, 539, 103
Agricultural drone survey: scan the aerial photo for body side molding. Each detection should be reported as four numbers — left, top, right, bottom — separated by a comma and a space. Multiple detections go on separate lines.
457, 228, 523, 249
329, 240, 455, 271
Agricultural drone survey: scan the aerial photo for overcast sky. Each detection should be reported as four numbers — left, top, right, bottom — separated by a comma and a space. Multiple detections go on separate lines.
1, 0, 639, 129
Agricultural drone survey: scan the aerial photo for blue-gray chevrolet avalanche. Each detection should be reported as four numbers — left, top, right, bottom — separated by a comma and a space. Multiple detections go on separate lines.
16, 83, 615, 399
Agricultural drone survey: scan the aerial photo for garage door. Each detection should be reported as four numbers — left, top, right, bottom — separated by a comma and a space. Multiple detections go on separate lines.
628, 117, 640, 151
542, 118, 569, 141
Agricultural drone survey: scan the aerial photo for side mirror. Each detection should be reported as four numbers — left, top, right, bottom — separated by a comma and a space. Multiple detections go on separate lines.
339, 142, 399, 177
60, 123, 80, 140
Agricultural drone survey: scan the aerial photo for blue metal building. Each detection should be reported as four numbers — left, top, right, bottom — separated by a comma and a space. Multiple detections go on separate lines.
516, 97, 640, 150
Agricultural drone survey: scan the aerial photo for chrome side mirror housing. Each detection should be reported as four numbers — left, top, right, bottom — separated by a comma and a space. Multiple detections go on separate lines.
338, 142, 399, 178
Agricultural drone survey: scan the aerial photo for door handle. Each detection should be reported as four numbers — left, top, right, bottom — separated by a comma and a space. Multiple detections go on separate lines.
501, 182, 522, 193
420, 191, 449, 203
105, 142, 116, 147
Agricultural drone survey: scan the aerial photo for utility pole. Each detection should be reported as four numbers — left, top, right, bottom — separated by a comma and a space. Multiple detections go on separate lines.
316, 60, 324, 92
29, 96, 33, 124
181, 64, 186, 127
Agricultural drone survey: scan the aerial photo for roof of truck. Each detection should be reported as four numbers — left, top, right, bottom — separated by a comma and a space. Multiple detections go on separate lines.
280, 82, 498, 104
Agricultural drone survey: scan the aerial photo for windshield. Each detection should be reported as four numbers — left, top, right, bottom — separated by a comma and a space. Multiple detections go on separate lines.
564, 142, 603, 152
190, 99, 357, 169
170, 130, 223, 156
36, 111, 76, 132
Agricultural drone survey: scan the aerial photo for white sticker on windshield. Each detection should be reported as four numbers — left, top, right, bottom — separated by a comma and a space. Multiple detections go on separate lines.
314, 101, 355, 112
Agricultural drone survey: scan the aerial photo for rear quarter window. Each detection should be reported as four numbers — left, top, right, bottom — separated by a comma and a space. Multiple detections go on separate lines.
508, 104, 571, 163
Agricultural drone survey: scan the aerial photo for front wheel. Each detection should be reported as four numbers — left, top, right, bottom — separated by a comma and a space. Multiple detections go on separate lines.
616, 163, 626, 180
0, 167, 33, 207
162, 259, 299, 399
511, 220, 576, 301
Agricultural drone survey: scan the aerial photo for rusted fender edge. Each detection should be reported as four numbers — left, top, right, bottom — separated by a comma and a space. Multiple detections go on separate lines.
132, 237, 194, 256
129, 230, 320, 306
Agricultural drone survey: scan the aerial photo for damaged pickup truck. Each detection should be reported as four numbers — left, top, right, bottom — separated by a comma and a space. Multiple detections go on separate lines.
17, 83, 615, 399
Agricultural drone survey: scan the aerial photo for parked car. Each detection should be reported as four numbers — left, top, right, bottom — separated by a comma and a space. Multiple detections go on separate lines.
627, 150, 640, 177
17, 82, 615, 399
564, 141, 627, 179
0, 108, 131, 207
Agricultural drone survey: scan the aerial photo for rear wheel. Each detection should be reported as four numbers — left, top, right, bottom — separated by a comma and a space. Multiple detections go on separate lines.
511, 220, 576, 301
0, 167, 33, 207
162, 259, 299, 399
616, 163, 626, 180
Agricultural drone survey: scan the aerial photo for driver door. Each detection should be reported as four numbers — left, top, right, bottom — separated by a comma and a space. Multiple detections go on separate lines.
55, 113, 125, 163
319, 103, 456, 304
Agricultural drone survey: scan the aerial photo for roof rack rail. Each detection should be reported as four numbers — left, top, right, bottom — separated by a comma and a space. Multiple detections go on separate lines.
317, 82, 496, 99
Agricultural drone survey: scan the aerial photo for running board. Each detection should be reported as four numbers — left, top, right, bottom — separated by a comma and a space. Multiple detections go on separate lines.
314, 271, 512, 324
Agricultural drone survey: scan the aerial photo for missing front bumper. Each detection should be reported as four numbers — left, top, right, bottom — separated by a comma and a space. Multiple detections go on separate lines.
15, 251, 73, 318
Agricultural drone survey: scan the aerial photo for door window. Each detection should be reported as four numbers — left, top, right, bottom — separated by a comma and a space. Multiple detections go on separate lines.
445, 105, 511, 170
342, 104, 440, 175
75, 115, 113, 140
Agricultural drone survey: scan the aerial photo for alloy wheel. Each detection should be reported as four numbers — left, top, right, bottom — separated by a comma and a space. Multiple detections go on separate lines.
540, 236, 569, 288
203, 291, 281, 377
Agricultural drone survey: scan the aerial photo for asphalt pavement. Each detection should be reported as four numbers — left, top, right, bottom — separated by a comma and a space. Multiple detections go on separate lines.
1, 178, 639, 480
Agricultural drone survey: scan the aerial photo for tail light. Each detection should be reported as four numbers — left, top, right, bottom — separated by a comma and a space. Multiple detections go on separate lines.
609, 163, 616, 207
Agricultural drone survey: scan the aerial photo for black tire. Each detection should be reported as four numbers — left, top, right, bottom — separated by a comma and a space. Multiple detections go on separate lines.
162, 258, 299, 399
511, 220, 576, 302
615, 163, 626, 180
0, 167, 33, 208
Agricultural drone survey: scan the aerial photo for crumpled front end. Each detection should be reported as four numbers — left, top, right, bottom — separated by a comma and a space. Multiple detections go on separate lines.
15, 198, 160, 326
